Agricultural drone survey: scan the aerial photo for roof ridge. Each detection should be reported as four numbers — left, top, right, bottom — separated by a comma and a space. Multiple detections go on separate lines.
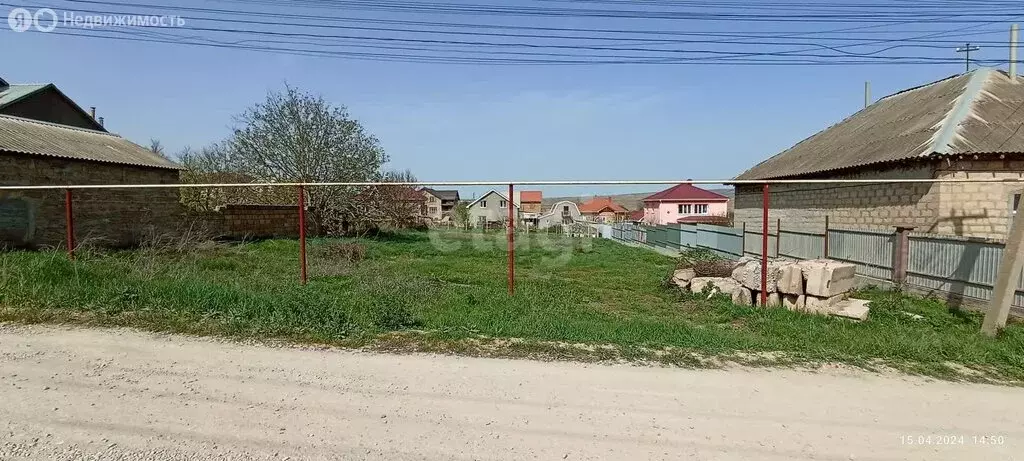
921, 68, 995, 156
0, 113, 121, 138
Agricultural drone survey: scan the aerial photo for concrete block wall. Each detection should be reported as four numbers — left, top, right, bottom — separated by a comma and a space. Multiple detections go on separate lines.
0, 153, 183, 248
734, 160, 1024, 240
192, 205, 315, 240
933, 159, 1024, 240
734, 165, 939, 235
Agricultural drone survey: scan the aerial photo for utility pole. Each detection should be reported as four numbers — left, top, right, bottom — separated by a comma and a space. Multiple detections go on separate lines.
956, 43, 980, 72
1011, 24, 1019, 81
982, 196, 1024, 336
864, 81, 871, 108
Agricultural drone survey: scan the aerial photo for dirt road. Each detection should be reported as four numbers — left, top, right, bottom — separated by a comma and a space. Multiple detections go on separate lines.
0, 325, 1020, 461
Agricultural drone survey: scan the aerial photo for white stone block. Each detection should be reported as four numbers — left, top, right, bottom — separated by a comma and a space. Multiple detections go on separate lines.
832, 299, 871, 321
782, 294, 805, 311
732, 259, 783, 293
671, 268, 696, 290
691, 277, 744, 298
731, 287, 753, 306
803, 294, 847, 314
799, 259, 857, 297
777, 263, 805, 295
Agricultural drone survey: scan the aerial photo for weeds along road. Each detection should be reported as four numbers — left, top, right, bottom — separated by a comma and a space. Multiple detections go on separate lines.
0, 325, 1021, 461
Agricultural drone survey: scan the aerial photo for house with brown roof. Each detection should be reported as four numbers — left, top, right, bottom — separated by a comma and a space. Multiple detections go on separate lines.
0, 78, 182, 248
514, 190, 543, 226
734, 69, 1024, 240
421, 188, 460, 221
579, 196, 629, 223
642, 184, 730, 225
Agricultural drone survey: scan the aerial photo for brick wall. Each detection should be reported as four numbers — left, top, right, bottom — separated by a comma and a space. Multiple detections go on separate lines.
0, 153, 182, 248
191, 205, 315, 240
734, 160, 1024, 240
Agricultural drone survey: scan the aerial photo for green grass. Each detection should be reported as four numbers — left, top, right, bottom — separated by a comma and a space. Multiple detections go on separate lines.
1, 231, 1022, 382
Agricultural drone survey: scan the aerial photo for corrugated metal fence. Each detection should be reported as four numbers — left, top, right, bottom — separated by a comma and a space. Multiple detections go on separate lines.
611, 222, 1023, 310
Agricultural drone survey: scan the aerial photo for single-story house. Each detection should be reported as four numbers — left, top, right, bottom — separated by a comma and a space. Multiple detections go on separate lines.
579, 196, 629, 223
642, 184, 730, 225
0, 113, 182, 248
733, 69, 1024, 240
466, 189, 518, 228
536, 200, 582, 229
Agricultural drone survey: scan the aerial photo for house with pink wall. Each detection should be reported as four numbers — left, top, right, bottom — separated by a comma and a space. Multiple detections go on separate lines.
642, 184, 730, 225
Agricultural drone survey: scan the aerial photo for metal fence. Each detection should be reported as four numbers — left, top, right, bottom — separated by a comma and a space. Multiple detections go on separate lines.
610, 222, 1024, 310
905, 233, 1024, 308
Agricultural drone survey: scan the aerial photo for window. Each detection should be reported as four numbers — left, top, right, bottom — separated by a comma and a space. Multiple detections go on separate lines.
563, 205, 569, 213
500, 200, 507, 208
480, 200, 487, 208
1013, 193, 1021, 215
428, 206, 438, 214
678, 204, 692, 214
695, 204, 709, 215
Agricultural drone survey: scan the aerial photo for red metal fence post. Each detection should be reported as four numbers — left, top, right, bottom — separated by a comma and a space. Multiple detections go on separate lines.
64, 188, 75, 260
298, 184, 307, 286
760, 183, 769, 305
508, 183, 515, 296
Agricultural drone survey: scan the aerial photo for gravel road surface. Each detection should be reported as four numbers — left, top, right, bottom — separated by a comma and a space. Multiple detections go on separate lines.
0, 324, 1021, 460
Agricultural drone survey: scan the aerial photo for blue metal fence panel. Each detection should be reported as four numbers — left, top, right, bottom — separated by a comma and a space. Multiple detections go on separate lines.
905, 234, 1024, 307
680, 223, 698, 248
696, 224, 744, 258
778, 230, 826, 260
827, 228, 894, 280
743, 230, 778, 258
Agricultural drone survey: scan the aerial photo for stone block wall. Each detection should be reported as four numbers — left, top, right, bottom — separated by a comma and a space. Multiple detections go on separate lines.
933, 159, 1024, 240
734, 165, 939, 234
733, 160, 1024, 240
0, 153, 183, 249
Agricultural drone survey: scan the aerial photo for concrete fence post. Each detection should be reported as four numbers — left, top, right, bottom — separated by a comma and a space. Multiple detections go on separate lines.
893, 226, 914, 284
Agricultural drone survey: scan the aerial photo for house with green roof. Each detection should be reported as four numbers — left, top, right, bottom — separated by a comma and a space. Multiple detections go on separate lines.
0, 77, 106, 131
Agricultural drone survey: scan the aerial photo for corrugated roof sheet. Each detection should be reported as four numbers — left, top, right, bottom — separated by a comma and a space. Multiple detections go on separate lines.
0, 114, 181, 170
0, 84, 48, 109
735, 70, 1024, 180
643, 183, 729, 202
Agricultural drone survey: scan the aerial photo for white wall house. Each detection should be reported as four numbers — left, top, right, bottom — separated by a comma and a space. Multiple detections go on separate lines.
536, 201, 582, 229
466, 190, 519, 228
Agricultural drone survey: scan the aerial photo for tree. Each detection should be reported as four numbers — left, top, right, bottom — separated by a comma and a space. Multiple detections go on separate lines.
453, 201, 470, 228
149, 139, 169, 160
229, 85, 387, 231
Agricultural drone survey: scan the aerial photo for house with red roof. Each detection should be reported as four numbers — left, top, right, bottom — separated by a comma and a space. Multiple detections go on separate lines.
642, 184, 730, 225
579, 196, 629, 223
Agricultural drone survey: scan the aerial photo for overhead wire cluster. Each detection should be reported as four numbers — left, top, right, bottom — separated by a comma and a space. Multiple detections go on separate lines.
4, 0, 1022, 65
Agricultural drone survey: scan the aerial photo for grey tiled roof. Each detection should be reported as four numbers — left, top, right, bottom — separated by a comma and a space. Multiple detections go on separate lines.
0, 114, 181, 170
736, 69, 1024, 180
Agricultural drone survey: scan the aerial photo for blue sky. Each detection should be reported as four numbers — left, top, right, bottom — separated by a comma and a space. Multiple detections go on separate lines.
1, 0, 1018, 198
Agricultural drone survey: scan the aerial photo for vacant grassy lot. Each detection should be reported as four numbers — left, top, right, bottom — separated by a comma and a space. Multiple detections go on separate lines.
2, 231, 1022, 381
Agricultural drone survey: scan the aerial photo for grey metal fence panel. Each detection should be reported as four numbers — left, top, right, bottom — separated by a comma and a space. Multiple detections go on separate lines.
743, 230, 778, 258
827, 228, 894, 280
778, 230, 826, 260
696, 224, 744, 258
905, 234, 1024, 307
680, 223, 698, 248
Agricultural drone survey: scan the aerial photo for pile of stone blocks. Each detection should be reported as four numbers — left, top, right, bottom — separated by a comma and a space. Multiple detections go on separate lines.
672, 257, 868, 320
